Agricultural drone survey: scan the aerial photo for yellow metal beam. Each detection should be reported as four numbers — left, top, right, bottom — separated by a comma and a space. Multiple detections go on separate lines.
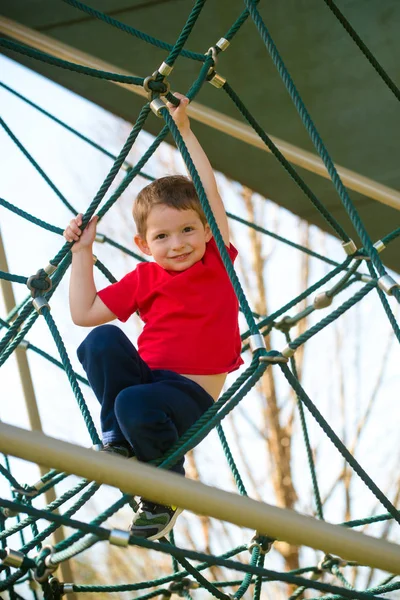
1, 16, 400, 211
0, 231, 77, 597
1, 422, 400, 576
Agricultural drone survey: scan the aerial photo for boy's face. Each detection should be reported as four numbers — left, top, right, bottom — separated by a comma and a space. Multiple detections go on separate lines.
134, 205, 212, 272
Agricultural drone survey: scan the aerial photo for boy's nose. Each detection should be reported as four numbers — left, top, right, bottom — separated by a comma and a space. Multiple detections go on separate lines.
171, 236, 185, 251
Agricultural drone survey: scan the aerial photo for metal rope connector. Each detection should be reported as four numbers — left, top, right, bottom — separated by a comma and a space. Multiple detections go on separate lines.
248, 533, 274, 554
62, 583, 74, 596
32, 296, 50, 314
313, 292, 333, 309
92, 443, 103, 451
378, 274, 400, 295
274, 315, 294, 332
342, 239, 357, 256
95, 233, 106, 243
150, 97, 167, 118
261, 351, 288, 364
249, 333, 266, 353
109, 529, 130, 547
158, 61, 173, 77
318, 553, 350, 572
34, 546, 59, 583
143, 71, 170, 100
281, 345, 295, 358
207, 70, 226, 89
168, 578, 200, 596
216, 37, 230, 52
1, 548, 26, 568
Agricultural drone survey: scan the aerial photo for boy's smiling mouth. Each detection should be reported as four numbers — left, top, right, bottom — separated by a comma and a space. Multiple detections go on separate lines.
171, 252, 192, 261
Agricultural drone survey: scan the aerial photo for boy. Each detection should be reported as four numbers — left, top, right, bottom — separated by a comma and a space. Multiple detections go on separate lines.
63, 93, 243, 540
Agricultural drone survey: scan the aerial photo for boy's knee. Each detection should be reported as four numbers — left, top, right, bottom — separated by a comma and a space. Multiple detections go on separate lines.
77, 324, 122, 362
115, 388, 161, 430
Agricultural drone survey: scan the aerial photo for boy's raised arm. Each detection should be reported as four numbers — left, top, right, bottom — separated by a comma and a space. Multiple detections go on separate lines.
64, 214, 116, 327
167, 93, 230, 247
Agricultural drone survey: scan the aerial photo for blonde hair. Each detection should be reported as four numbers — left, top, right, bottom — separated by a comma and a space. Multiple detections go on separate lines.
133, 175, 207, 238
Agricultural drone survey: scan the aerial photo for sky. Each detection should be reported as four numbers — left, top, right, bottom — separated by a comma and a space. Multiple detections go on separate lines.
1, 52, 400, 594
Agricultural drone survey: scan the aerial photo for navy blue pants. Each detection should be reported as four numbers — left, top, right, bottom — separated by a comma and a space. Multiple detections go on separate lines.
77, 325, 214, 475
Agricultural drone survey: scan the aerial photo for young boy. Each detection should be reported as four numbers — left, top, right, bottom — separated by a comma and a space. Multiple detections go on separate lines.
63, 93, 243, 540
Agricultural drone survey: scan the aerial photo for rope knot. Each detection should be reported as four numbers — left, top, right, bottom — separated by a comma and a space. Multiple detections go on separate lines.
26, 269, 52, 298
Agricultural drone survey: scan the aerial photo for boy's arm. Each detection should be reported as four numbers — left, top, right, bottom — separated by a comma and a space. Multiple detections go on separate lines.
64, 214, 116, 327
168, 94, 230, 246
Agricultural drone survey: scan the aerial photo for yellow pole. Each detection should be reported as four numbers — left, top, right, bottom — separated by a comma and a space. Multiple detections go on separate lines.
1, 422, 400, 576
0, 16, 400, 212
0, 231, 76, 597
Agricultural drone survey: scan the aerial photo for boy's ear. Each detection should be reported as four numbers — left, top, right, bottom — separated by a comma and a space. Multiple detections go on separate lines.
134, 234, 152, 256
204, 224, 212, 242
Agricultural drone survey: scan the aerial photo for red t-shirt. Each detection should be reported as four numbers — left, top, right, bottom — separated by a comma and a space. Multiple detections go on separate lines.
98, 238, 243, 375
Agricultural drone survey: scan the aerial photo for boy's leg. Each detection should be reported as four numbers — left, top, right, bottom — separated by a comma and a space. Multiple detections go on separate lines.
114, 373, 213, 474
114, 372, 213, 540
77, 324, 153, 448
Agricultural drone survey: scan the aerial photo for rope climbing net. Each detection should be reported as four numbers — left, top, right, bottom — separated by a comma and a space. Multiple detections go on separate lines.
0, 0, 400, 598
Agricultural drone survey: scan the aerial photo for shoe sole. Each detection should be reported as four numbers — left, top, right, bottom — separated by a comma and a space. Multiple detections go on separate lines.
147, 507, 183, 541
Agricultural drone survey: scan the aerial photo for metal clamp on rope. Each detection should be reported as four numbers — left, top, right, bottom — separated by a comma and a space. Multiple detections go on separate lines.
205, 45, 218, 79
378, 274, 400, 295
92, 443, 103, 451
248, 533, 275, 554
109, 529, 130, 547
158, 61, 173, 77
281, 345, 295, 358
95, 233, 106, 243
216, 37, 230, 52
264, 351, 288, 364
143, 71, 170, 100
32, 296, 50, 314
150, 97, 167, 118
341, 239, 357, 256
62, 583, 74, 596
1, 548, 26, 568
313, 292, 333, 309
207, 70, 226, 89
249, 333, 266, 353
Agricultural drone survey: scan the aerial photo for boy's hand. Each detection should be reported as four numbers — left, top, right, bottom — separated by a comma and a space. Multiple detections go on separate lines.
167, 92, 190, 133
63, 213, 98, 253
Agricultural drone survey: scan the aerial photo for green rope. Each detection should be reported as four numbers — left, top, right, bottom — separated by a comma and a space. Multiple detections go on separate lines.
323, 0, 400, 102
61, 0, 206, 62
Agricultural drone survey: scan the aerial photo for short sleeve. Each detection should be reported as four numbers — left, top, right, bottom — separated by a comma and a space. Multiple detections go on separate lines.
208, 237, 238, 262
98, 269, 139, 323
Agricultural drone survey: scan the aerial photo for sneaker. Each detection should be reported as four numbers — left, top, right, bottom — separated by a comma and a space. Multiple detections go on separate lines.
101, 442, 133, 459
130, 500, 183, 541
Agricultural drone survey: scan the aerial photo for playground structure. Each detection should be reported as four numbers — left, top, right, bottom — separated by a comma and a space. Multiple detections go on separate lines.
0, 1, 400, 598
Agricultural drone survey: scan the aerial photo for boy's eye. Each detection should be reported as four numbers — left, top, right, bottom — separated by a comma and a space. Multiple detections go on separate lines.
155, 233, 166, 240
183, 226, 194, 233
